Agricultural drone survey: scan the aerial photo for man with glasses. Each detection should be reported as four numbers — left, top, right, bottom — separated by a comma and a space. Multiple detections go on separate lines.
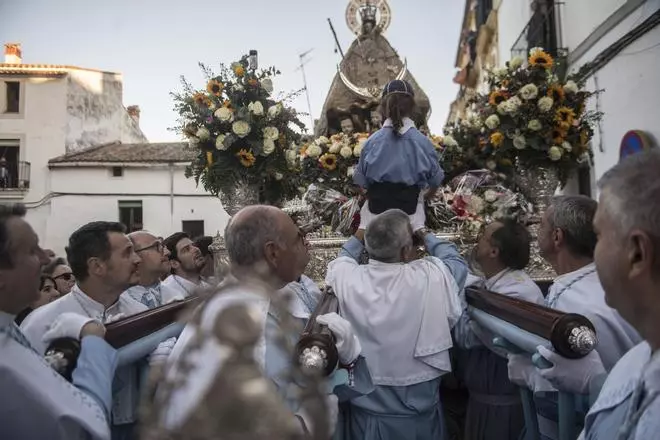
162, 232, 209, 298
125, 231, 183, 309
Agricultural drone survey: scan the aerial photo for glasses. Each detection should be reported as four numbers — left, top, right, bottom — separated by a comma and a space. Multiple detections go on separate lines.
135, 240, 165, 254
53, 272, 74, 282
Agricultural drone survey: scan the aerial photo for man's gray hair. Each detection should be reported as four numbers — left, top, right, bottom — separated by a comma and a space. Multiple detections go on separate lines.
224, 206, 283, 267
549, 195, 598, 258
364, 209, 413, 262
598, 148, 660, 240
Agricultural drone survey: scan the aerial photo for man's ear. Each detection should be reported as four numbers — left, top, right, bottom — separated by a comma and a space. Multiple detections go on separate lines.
87, 257, 104, 277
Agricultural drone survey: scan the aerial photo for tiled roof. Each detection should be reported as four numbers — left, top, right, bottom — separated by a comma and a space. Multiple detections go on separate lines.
49, 142, 195, 164
0, 63, 118, 76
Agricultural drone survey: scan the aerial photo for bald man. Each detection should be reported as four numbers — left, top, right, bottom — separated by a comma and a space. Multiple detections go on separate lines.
124, 231, 183, 309
159, 205, 367, 436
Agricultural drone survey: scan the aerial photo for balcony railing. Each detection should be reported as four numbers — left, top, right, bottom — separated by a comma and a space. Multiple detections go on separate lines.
0, 161, 30, 191
511, 1, 566, 60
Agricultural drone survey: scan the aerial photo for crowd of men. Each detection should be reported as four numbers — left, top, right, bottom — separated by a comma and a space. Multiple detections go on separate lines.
1, 148, 659, 440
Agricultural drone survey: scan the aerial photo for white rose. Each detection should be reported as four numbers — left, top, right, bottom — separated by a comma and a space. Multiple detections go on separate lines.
262, 139, 276, 155
263, 126, 279, 141
519, 83, 539, 100
347, 166, 354, 177
196, 127, 210, 141
268, 103, 283, 118
274, 172, 283, 180
261, 78, 274, 93
538, 96, 554, 112
214, 107, 234, 122
485, 115, 500, 129
527, 119, 543, 131
232, 120, 251, 138
443, 135, 458, 147
468, 195, 485, 214
328, 142, 342, 154
353, 143, 363, 157
483, 189, 498, 203
564, 80, 579, 94
492, 67, 508, 78
285, 149, 298, 164
513, 135, 526, 150
339, 146, 353, 158
562, 141, 573, 152
215, 134, 227, 150
508, 96, 522, 111
248, 101, 264, 116
548, 146, 563, 161
509, 56, 524, 70
306, 144, 322, 158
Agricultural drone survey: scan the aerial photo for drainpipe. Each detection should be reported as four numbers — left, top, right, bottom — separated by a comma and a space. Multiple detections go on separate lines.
169, 163, 174, 229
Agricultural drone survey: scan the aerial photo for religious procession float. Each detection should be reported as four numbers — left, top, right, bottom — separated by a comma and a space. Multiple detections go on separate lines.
173, 0, 601, 284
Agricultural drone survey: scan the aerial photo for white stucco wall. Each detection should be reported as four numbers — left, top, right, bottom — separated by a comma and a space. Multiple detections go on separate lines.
568, 3, 660, 185
561, 0, 628, 52
43, 164, 228, 256
65, 70, 147, 153
497, 0, 533, 61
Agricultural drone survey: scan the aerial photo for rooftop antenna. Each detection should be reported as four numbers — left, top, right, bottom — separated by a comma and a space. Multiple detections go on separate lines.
295, 48, 315, 130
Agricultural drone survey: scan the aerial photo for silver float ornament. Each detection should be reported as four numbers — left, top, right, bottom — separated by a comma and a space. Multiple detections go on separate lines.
568, 325, 598, 356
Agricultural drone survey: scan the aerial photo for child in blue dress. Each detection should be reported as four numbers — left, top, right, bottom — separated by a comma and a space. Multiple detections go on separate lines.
353, 80, 443, 226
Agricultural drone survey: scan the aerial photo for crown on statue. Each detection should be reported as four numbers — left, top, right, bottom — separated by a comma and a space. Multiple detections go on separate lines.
359, 2, 378, 24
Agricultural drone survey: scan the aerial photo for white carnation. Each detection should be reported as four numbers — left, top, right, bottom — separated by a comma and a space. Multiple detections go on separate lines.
485, 115, 500, 129
214, 107, 234, 122
509, 56, 524, 70
248, 101, 264, 116
353, 143, 363, 157
562, 141, 573, 152
519, 83, 539, 100
196, 127, 210, 141
232, 120, 251, 138
263, 126, 279, 141
328, 142, 342, 154
347, 166, 355, 177
527, 119, 543, 131
513, 134, 526, 150
267, 103, 283, 118
263, 139, 275, 155
548, 146, 563, 161
563, 80, 579, 94
215, 134, 227, 150
483, 189, 498, 203
538, 96, 554, 112
339, 146, 353, 158
306, 144, 322, 158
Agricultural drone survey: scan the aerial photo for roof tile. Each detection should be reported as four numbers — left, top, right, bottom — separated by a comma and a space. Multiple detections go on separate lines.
48, 142, 195, 164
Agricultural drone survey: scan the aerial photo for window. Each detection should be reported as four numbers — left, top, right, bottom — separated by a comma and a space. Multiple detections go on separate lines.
111, 166, 123, 177
118, 200, 143, 233
182, 220, 204, 239
0, 139, 27, 190
5, 81, 20, 113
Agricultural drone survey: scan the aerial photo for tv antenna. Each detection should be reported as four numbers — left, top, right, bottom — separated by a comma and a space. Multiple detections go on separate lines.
295, 48, 315, 131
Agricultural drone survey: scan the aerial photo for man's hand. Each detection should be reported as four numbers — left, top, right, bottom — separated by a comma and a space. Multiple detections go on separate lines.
410, 199, 427, 232
535, 345, 606, 394
358, 200, 375, 230
316, 313, 361, 364
43, 312, 105, 345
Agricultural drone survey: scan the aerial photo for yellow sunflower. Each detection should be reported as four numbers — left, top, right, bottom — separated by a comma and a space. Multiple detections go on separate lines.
233, 64, 245, 77
488, 90, 509, 107
236, 149, 256, 167
555, 107, 576, 130
551, 127, 567, 144
192, 92, 211, 108
490, 131, 504, 147
319, 153, 338, 171
547, 84, 565, 102
528, 49, 554, 69
501, 79, 510, 89
206, 79, 224, 96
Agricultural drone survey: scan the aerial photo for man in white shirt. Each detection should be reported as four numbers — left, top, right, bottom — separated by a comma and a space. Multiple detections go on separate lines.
125, 231, 182, 308
507, 196, 640, 439
162, 232, 209, 297
326, 209, 466, 439
0, 204, 118, 440
454, 218, 543, 440
21, 221, 149, 440
528, 149, 660, 439
157, 205, 360, 437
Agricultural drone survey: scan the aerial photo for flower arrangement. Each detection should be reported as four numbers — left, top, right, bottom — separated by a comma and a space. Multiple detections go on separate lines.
459, 48, 602, 185
173, 54, 306, 204
426, 170, 531, 236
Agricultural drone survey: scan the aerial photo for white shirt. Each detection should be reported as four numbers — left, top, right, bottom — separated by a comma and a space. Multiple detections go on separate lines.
20, 285, 149, 425
326, 255, 462, 386
546, 263, 641, 370
124, 281, 182, 309
0, 311, 111, 439
162, 274, 210, 299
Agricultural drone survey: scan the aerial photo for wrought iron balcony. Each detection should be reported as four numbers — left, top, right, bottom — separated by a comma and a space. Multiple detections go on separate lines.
0, 160, 30, 191
511, 1, 567, 60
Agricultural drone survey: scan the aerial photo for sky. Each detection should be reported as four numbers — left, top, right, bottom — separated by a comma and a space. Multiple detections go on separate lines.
0, 0, 464, 142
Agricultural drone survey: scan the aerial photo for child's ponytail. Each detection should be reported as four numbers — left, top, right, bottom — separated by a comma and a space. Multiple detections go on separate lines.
381, 80, 416, 137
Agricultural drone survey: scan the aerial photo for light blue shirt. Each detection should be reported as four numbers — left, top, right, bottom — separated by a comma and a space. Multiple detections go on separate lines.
353, 123, 444, 189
